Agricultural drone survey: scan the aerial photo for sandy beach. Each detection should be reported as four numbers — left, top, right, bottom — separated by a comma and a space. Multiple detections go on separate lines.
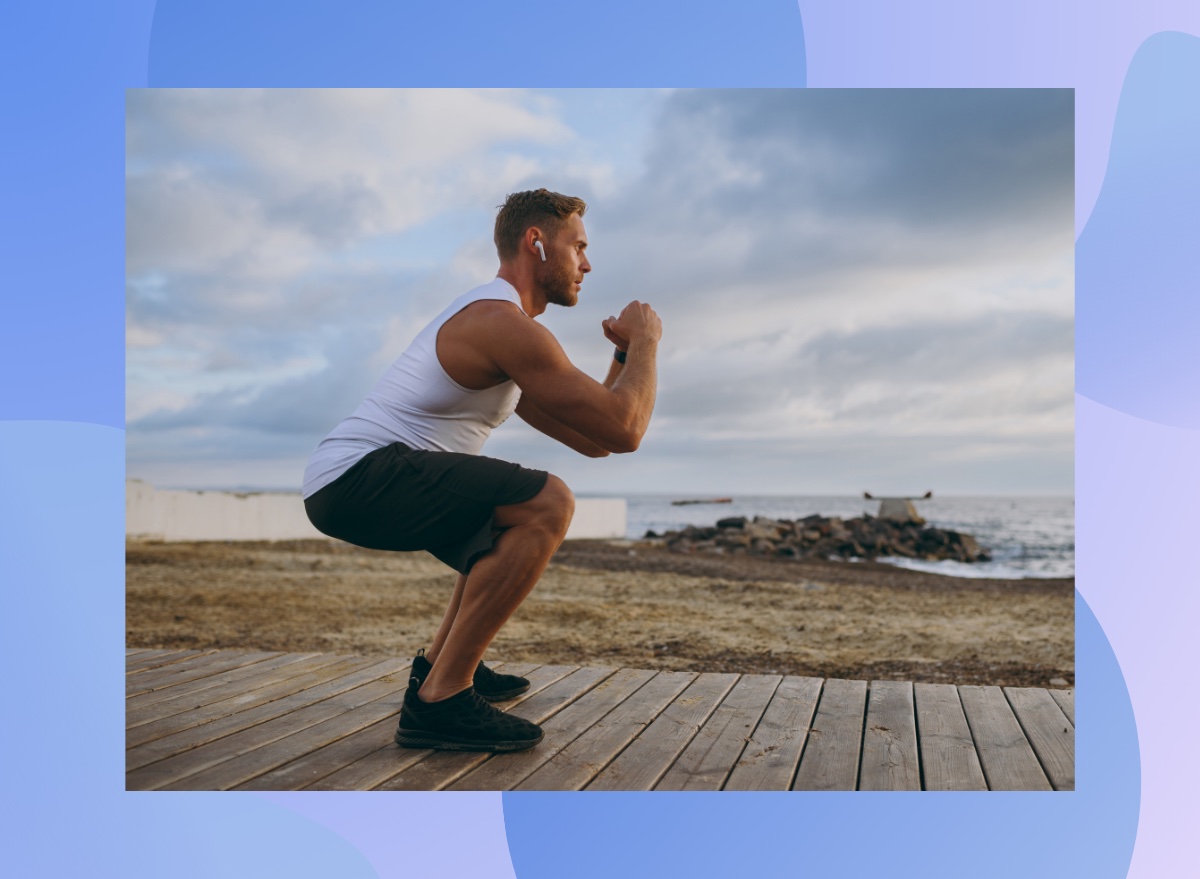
126, 537, 1074, 688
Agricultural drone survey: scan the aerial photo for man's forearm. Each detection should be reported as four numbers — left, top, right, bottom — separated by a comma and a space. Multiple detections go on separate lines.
602, 350, 624, 389
607, 337, 657, 449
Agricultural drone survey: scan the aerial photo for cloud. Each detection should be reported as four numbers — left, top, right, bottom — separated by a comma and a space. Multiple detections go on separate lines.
126, 89, 1074, 493
126, 89, 578, 318
585, 88, 1073, 306
655, 311, 1074, 439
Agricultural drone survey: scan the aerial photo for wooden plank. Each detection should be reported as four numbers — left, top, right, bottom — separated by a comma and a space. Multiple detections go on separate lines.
127, 658, 409, 790
236, 714, 398, 791
655, 674, 780, 791
959, 685, 1051, 791
126, 655, 370, 750
303, 663, 561, 791
449, 668, 657, 791
586, 672, 738, 791
125, 648, 152, 657
126, 651, 232, 693
164, 676, 408, 790
377, 666, 614, 791
914, 683, 986, 791
125, 649, 212, 673
125, 650, 284, 697
724, 675, 823, 791
1049, 688, 1075, 727
125, 653, 334, 722
125, 648, 272, 689
792, 679, 867, 791
124, 648, 195, 670
126, 656, 393, 774
515, 671, 696, 791
859, 681, 920, 790
1005, 687, 1075, 791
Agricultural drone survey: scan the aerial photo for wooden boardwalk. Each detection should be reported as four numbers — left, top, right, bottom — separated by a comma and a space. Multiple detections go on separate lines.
126, 648, 1074, 792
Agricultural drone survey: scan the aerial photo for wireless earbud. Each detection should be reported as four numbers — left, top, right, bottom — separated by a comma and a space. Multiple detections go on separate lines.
534, 240, 546, 262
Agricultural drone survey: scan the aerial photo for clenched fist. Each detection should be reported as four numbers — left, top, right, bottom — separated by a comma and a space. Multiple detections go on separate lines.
603, 300, 662, 349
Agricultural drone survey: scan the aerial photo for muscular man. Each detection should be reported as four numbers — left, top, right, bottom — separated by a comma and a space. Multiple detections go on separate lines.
302, 189, 661, 752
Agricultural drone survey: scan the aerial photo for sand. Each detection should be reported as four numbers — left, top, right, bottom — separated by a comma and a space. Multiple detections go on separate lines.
126, 538, 1075, 688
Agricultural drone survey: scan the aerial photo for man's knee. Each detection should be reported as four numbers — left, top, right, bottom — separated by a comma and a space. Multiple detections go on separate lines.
539, 474, 575, 533
494, 473, 574, 534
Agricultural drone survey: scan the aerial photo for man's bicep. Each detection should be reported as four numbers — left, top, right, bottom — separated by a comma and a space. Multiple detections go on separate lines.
491, 320, 608, 419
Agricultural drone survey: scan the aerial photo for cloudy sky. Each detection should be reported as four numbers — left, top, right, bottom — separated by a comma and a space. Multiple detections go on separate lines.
126, 88, 1074, 496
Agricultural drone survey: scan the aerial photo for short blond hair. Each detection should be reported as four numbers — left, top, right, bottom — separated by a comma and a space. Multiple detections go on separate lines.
494, 189, 587, 260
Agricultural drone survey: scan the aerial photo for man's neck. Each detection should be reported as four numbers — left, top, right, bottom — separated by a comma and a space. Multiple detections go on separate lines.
495, 264, 546, 317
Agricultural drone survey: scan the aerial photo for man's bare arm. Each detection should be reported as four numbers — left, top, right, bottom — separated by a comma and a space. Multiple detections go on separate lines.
515, 332, 628, 456
600, 317, 628, 389
480, 301, 661, 453
601, 355, 623, 389
515, 396, 610, 457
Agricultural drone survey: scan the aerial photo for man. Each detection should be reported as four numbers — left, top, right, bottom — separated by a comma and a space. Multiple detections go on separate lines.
302, 189, 661, 752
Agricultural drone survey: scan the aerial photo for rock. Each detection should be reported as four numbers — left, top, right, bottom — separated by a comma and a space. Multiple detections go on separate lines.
837, 540, 865, 558
957, 533, 983, 560
744, 521, 782, 541
1049, 677, 1069, 687
654, 511, 990, 566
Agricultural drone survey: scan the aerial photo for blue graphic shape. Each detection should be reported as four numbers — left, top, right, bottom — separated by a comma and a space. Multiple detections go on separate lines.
0, 2, 152, 428
256, 792, 517, 879
1077, 32, 1200, 428
0, 421, 369, 878
147, 0, 806, 87
504, 591, 1137, 878
2, 2, 1166, 877
123, 794, 378, 878
1075, 394, 1200, 879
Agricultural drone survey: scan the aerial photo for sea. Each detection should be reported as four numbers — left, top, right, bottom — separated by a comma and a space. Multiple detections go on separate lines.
595, 494, 1074, 580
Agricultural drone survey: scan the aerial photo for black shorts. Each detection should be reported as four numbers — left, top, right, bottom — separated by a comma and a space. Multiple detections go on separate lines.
304, 442, 549, 575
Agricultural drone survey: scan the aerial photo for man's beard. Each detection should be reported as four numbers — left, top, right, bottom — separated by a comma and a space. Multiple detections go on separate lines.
538, 261, 579, 307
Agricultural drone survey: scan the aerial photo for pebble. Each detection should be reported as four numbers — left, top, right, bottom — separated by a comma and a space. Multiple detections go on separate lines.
1049, 677, 1069, 687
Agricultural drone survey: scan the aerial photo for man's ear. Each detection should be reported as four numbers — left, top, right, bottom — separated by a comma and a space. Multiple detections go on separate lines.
526, 226, 549, 254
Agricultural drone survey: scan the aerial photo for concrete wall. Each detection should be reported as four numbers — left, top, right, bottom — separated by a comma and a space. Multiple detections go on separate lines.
125, 480, 626, 542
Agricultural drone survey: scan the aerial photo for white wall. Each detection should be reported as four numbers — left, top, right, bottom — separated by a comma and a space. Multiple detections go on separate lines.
126, 480, 626, 542
563, 498, 626, 542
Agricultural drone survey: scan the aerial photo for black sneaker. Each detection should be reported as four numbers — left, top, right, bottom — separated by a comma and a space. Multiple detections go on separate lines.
411, 649, 530, 702
394, 678, 544, 752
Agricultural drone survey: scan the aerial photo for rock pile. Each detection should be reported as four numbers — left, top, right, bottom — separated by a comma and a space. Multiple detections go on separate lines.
645, 514, 991, 564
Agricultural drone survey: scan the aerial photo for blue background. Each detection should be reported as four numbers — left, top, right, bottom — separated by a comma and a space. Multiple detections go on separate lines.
4, 2, 1197, 876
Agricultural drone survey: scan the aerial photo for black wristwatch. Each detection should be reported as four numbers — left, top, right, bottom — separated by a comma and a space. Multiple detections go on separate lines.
614, 348, 627, 364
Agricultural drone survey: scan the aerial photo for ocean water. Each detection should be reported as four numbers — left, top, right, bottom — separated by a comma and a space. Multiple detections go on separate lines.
602, 494, 1074, 580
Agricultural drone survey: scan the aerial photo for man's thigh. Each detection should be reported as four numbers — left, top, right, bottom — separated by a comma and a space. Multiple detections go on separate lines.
304, 442, 548, 572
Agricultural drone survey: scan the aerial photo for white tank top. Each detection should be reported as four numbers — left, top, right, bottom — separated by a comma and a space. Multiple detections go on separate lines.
302, 277, 525, 497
